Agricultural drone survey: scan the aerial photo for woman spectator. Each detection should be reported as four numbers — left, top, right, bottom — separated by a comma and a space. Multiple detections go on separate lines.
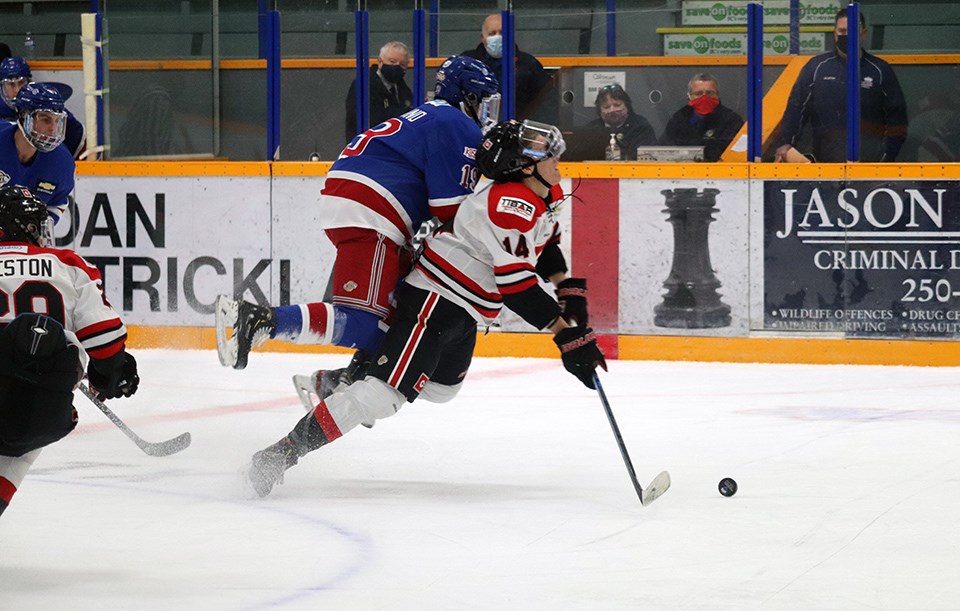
587, 83, 656, 160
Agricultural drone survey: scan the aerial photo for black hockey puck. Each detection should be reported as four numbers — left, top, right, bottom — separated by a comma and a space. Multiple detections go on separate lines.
718, 477, 738, 497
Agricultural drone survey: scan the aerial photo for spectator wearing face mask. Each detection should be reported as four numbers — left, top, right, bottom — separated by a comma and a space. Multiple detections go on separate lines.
586, 83, 656, 161
344, 41, 415, 144
461, 13, 557, 123
660, 73, 744, 162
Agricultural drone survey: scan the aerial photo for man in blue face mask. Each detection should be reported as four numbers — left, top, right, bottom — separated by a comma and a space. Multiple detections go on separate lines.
344, 41, 414, 144
461, 14, 557, 124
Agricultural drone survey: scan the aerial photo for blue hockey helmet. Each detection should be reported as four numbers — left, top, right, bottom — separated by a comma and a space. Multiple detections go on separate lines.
434, 55, 500, 127
0, 56, 32, 110
15, 82, 67, 153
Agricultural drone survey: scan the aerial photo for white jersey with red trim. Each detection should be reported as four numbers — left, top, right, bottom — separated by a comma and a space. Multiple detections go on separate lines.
0, 242, 127, 369
406, 179, 563, 326
320, 100, 482, 247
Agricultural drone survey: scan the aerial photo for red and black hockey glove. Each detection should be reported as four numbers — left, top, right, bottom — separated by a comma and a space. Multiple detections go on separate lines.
556, 277, 589, 326
553, 326, 607, 390
88, 352, 140, 401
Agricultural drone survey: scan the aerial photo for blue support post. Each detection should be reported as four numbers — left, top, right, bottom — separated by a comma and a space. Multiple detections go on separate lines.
501, 9, 515, 120
789, 0, 800, 55
429, 0, 439, 58
606, 0, 616, 56
846, 2, 860, 162
354, 10, 370, 136
413, 8, 426, 105
257, 0, 268, 59
746, 4, 763, 162
266, 10, 281, 160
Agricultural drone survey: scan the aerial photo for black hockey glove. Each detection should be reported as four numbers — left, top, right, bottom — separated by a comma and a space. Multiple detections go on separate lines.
556, 277, 589, 326
88, 352, 140, 401
553, 326, 606, 390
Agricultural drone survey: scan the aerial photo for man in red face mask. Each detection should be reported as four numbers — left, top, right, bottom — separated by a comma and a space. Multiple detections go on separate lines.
660, 73, 744, 162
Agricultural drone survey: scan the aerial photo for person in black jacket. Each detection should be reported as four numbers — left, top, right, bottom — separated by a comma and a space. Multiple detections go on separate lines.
344, 41, 414, 144
586, 83, 656, 160
660, 73, 744, 162
775, 8, 908, 163
461, 13, 557, 123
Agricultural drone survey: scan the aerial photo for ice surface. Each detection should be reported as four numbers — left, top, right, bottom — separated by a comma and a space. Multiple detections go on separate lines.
3, 349, 959, 610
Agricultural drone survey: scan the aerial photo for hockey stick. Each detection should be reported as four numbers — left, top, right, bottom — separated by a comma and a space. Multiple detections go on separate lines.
77, 383, 192, 457
593, 373, 670, 507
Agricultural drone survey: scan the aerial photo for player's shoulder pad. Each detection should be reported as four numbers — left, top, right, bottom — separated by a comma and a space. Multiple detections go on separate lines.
30, 245, 103, 279
486, 182, 546, 233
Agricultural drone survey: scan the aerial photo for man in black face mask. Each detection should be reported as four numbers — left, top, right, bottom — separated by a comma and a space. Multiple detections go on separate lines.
775, 8, 907, 163
344, 41, 415, 144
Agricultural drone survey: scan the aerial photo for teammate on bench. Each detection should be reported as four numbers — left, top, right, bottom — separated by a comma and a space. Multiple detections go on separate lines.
242, 119, 603, 498
0, 185, 139, 518
215, 55, 501, 415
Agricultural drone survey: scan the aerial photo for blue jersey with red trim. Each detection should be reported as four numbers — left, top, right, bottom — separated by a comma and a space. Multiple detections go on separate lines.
0, 121, 75, 223
320, 100, 482, 246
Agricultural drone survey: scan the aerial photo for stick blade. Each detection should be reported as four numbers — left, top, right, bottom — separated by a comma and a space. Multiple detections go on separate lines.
640, 470, 671, 506
141, 432, 192, 457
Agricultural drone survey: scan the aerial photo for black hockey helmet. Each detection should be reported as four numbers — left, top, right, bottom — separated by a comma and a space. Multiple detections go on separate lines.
476, 119, 566, 183
0, 184, 52, 246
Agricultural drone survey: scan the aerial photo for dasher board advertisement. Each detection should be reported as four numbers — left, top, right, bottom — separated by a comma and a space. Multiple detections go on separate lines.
66, 175, 334, 326
763, 180, 960, 338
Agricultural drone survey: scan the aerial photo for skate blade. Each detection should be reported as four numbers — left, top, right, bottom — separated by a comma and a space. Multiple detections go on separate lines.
214, 295, 239, 368
292, 374, 318, 413
292, 373, 374, 428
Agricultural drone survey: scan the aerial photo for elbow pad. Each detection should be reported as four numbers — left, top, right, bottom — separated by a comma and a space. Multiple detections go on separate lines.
535, 241, 568, 281
501, 285, 562, 330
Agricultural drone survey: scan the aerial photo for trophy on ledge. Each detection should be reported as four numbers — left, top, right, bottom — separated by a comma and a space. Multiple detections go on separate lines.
653, 188, 731, 329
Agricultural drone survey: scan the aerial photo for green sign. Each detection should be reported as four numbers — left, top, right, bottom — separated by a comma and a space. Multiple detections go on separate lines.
664, 32, 825, 56
682, 0, 842, 26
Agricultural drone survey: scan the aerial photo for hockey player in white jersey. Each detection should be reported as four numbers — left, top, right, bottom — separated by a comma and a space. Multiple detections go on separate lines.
242, 119, 604, 498
0, 185, 139, 518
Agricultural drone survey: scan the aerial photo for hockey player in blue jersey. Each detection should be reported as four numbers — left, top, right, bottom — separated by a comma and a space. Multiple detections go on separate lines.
0, 82, 75, 223
216, 55, 500, 399
1, 57, 85, 159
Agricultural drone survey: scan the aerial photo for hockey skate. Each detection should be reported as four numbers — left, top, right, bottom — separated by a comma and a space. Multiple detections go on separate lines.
292, 368, 344, 410
244, 437, 300, 498
215, 295, 275, 370
292, 350, 375, 428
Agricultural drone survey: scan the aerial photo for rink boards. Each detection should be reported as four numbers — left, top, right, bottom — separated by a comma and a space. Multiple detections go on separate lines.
71, 160, 960, 366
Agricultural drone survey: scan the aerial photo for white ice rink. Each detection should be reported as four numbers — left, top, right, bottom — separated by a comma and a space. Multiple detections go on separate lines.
2, 349, 959, 610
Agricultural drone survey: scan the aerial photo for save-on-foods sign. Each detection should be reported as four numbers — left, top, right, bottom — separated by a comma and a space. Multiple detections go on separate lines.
682, 0, 842, 26
664, 32, 825, 56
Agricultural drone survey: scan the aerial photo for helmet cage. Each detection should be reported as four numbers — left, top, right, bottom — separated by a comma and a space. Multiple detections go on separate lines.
1, 76, 28, 110
20, 108, 67, 153
465, 92, 501, 133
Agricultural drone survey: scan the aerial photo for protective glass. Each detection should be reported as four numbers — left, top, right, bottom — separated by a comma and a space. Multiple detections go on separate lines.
22, 109, 67, 153
519, 120, 566, 160
1, 77, 27, 110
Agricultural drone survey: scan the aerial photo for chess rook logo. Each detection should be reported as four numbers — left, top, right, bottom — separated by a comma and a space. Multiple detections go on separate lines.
654, 188, 731, 328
